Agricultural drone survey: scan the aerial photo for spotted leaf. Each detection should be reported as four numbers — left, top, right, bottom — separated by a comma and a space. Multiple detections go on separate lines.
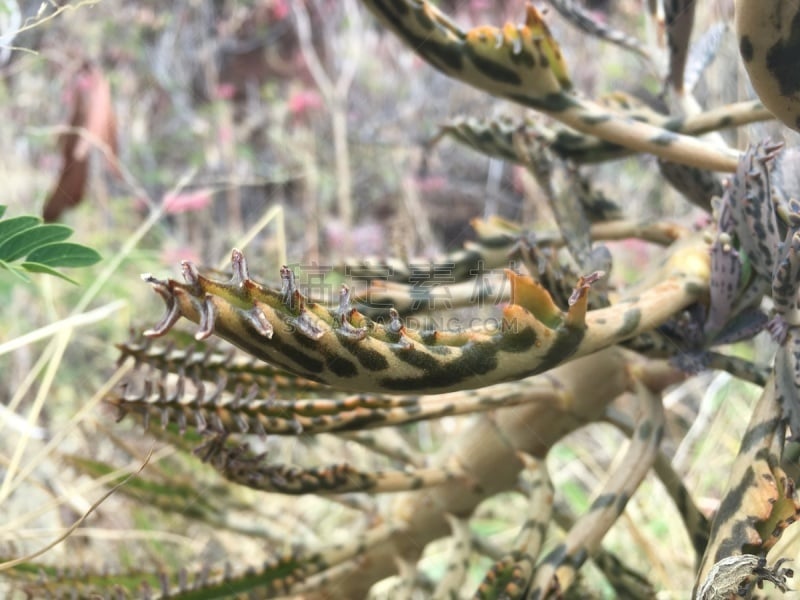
775, 329, 800, 439
705, 235, 743, 337
724, 142, 784, 282
547, 0, 650, 59
141, 242, 708, 394
772, 231, 800, 318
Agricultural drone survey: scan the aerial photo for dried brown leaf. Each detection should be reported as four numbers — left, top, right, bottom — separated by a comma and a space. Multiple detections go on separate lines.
43, 62, 119, 222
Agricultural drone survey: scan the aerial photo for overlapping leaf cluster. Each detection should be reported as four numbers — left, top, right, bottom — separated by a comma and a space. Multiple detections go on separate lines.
0, 205, 101, 284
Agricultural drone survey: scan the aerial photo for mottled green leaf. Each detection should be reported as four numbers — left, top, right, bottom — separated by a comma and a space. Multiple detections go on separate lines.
0, 223, 73, 262
25, 242, 101, 268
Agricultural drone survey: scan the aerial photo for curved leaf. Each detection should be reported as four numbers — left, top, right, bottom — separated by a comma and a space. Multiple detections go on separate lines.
20, 262, 78, 284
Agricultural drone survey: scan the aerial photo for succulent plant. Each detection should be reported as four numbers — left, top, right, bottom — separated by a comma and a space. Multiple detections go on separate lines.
8, 2, 800, 598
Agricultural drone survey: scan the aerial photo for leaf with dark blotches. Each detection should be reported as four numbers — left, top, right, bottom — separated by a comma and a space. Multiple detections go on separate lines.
772, 147, 800, 224
659, 160, 722, 213
696, 374, 793, 591
712, 191, 735, 235
711, 308, 768, 346
515, 133, 592, 271
772, 231, 800, 317
727, 142, 783, 282
757, 466, 800, 552
568, 167, 623, 222
546, 0, 650, 59
775, 329, 800, 440
705, 236, 743, 337
43, 62, 119, 222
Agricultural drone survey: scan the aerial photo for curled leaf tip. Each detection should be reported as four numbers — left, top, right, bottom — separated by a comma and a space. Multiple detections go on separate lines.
565, 271, 600, 329
388, 308, 404, 335
280, 265, 297, 308
143, 276, 171, 300
141, 276, 181, 337
245, 306, 273, 339
338, 284, 352, 313
181, 260, 199, 285
761, 141, 785, 161
336, 285, 368, 340
569, 270, 605, 306
767, 316, 791, 345
293, 309, 326, 341
195, 294, 218, 341
143, 296, 181, 338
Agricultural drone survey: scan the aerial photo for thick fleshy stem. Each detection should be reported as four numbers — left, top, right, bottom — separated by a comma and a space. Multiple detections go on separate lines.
141, 241, 708, 394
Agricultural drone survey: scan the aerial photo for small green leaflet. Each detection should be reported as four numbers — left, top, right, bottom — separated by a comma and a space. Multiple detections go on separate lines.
19, 262, 79, 285
0, 205, 102, 284
0, 224, 73, 262
25, 242, 101, 268
0, 215, 40, 240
